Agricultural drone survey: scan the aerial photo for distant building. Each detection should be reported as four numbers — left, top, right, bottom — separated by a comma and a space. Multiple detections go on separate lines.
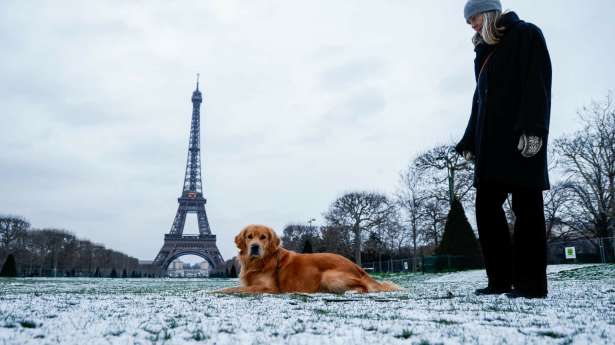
167, 258, 209, 277
171, 260, 184, 270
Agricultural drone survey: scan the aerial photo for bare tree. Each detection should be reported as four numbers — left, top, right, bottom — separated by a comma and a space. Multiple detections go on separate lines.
420, 195, 448, 249
396, 165, 427, 270
78, 240, 94, 275
554, 93, 615, 245
320, 225, 353, 257
2, 216, 139, 277
323, 191, 393, 265
414, 144, 474, 207
0, 216, 30, 252
380, 210, 407, 256
281, 224, 319, 252
543, 181, 575, 240
367, 207, 406, 256
363, 231, 385, 266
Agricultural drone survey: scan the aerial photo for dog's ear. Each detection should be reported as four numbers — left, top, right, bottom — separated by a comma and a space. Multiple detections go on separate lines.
235, 227, 247, 252
266, 227, 281, 254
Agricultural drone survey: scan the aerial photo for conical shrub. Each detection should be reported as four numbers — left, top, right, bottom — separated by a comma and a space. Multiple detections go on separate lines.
302, 238, 313, 253
0, 254, 17, 277
437, 198, 480, 257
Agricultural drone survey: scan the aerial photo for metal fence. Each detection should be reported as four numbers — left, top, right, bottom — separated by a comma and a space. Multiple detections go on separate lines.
362, 255, 484, 274
547, 236, 615, 265
362, 258, 419, 274
362, 237, 615, 274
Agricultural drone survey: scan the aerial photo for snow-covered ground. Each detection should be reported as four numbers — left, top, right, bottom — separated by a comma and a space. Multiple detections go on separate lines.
1, 264, 614, 345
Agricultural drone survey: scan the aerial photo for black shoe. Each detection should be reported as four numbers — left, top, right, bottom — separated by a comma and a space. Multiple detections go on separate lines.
474, 286, 512, 295
505, 289, 547, 299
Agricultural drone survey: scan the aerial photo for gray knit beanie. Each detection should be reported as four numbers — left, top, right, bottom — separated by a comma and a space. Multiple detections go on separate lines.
464, 0, 502, 23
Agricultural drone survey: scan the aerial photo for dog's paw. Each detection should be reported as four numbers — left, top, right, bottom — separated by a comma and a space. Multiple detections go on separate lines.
344, 290, 360, 295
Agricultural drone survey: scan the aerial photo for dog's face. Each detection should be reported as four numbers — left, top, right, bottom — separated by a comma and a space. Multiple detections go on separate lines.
235, 225, 280, 259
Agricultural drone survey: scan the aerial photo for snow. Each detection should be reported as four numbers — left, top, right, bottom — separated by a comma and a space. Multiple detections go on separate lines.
426, 263, 599, 283
1, 264, 614, 344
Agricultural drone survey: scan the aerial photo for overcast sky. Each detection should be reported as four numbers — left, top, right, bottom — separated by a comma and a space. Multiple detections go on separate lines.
1, 0, 614, 261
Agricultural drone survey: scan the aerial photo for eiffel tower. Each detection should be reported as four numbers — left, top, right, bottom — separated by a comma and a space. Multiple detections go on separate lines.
153, 75, 224, 273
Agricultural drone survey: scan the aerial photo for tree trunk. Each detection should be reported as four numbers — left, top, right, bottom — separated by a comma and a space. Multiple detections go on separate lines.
412, 220, 418, 272
354, 225, 361, 266
433, 218, 439, 248
448, 160, 455, 206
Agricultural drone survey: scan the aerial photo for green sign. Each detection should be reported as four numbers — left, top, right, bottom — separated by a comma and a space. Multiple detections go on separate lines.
565, 247, 576, 259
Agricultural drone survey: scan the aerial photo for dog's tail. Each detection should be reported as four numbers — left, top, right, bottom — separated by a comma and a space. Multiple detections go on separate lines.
366, 279, 402, 292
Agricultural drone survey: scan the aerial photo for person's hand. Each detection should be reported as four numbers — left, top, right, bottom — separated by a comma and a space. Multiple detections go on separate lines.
462, 150, 474, 161
517, 133, 542, 158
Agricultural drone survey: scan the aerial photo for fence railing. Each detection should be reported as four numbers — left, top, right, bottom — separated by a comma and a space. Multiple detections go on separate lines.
547, 236, 615, 265
362, 237, 615, 273
362, 257, 419, 273
362, 255, 484, 274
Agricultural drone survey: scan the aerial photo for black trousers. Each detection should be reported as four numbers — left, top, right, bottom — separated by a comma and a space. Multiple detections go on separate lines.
475, 186, 548, 294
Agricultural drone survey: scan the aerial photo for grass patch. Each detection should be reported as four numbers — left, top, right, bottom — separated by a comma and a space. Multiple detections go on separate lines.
313, 308, 332, 315
289, 293, 313, 302
19, 320, 38, 328
394, 329, 414, 339
552, 265, 615, 281
416, 340, 434, 345
537, 330, 566, 338
106, 330, 124, 337
433, 319, 459, 325
191, 328, 208, 341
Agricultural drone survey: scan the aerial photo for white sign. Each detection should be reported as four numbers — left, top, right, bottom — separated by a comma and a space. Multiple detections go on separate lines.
403, 261, 409, 270
565, 247, 576, 259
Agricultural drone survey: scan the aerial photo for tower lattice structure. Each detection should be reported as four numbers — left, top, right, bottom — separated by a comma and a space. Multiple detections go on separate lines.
169, 75, 211, 236
153, 75, 224, 272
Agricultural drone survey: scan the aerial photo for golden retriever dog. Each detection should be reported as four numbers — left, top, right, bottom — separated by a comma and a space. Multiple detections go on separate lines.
219, 225, 401, 294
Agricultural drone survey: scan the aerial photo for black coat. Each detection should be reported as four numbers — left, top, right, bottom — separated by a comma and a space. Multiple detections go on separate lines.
455, 12, 552, 191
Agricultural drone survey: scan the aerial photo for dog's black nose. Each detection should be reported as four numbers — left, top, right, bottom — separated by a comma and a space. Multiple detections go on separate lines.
250, 245, 260, 256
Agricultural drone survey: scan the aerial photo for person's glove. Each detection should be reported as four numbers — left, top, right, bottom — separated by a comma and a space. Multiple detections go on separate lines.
517, 133, 542, 158
462, 150, 474, 161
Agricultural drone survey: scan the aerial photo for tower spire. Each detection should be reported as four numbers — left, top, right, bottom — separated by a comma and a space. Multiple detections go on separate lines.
196, 73, 200, 91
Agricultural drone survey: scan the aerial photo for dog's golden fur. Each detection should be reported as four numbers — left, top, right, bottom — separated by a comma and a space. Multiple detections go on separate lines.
219, 225, 401, 294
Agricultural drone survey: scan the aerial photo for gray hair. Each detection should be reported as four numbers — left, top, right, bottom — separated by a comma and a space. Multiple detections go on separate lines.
472, 10, 506, 46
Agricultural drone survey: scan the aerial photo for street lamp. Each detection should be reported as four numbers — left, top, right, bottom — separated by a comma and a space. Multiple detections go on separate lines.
307, 218, 316, 227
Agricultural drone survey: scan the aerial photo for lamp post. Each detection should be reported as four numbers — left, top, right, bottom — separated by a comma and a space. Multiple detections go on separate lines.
304, 218, 317, 254
307, 218, 316, 227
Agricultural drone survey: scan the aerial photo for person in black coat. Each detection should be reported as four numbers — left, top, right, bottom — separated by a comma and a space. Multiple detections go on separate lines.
456, 0, 552, 298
